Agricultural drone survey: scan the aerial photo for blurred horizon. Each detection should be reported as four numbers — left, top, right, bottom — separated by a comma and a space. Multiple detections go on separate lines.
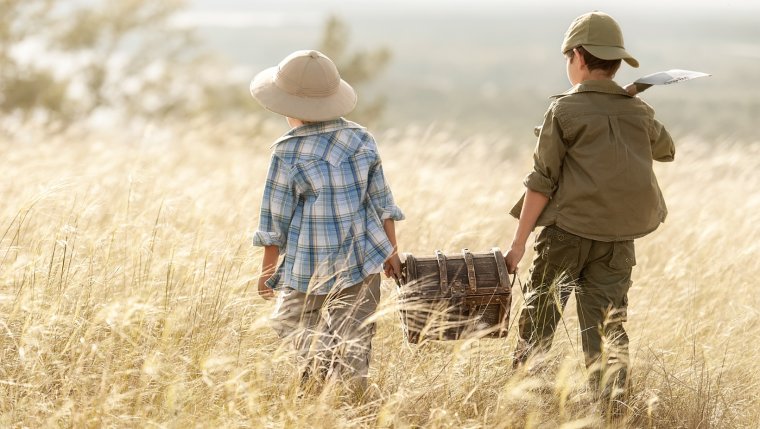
182, 0, 760, 142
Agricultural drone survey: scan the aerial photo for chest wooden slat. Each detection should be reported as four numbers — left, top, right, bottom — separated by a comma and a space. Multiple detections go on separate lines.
397, 248, 513, 343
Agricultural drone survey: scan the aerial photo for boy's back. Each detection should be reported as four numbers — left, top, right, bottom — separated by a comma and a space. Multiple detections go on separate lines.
258, 119, 401, 294
512, 79, 675, 241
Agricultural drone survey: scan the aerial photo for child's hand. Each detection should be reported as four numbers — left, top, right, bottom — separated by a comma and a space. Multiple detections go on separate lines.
623, 82, 652, 97
505, 244, 525, 274
383, 253, 402, 282
257, 277, 275, 300
623, 83, 638, 96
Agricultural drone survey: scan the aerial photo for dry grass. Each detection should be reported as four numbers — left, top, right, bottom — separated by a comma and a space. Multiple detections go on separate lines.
1, 120, 759, 428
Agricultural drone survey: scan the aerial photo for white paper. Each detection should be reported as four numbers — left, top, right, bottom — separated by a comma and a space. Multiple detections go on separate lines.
634, 69, 711, 86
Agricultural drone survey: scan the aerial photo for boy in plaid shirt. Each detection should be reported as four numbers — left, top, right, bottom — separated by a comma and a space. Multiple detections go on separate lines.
250, 50, 404, 392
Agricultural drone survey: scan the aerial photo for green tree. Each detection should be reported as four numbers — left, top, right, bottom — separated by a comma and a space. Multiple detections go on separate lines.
0, 0, 65, 118
0, 4, 387, 127
0, 0, 254, 125
319, 15, 392, 125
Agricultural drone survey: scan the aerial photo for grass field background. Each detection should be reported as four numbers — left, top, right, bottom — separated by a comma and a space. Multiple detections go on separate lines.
1, 120, 758, 427
2, 0, 760, 427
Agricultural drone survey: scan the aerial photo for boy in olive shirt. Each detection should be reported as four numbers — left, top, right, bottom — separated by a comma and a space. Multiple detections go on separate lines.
505, 11, 675, 405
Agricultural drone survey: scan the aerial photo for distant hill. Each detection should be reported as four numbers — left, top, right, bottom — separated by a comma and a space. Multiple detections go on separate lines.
185, 1, 760, 141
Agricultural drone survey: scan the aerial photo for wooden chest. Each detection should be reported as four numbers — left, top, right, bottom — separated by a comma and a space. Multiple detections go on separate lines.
396, 248, 513, 343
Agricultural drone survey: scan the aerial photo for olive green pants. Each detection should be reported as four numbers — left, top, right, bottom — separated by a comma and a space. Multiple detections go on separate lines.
271, 274, 381, 392
515, 225, 635, 397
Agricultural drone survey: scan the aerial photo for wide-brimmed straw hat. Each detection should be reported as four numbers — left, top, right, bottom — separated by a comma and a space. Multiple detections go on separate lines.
561, 11, 639, 68
250, 50, 357, 122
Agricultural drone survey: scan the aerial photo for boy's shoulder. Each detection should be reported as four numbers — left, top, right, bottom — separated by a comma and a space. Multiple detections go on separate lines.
549, 80, 655, 118
272, 119, 377, 166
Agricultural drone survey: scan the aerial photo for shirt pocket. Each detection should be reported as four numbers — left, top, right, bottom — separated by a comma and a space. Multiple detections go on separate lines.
293, 159, 327, 196
609, 240, 636, 270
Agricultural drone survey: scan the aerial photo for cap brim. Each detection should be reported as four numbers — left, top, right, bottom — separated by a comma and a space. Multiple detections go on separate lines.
250, 66, 357, 122
583, 45, 639, 68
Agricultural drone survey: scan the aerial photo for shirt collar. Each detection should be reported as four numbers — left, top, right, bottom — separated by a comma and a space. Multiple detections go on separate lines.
271, 118, 364, 147
551, 79, 631, 99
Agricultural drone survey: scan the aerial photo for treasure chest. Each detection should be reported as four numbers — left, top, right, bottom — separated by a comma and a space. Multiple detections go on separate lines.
396, 248, 513, 343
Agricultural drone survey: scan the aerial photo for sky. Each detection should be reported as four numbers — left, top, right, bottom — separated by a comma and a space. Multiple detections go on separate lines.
181, 0, 760, 139
188, 0, 760, 14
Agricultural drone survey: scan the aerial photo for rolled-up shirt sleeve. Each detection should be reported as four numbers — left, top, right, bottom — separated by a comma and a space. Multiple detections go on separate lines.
650, 119, 675, 162
253, 154, 297, 249
367, 157, 404, 221
524, 105, 566, 197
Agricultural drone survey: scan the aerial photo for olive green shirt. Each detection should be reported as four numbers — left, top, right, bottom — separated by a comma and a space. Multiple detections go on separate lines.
511, 79, 675, 241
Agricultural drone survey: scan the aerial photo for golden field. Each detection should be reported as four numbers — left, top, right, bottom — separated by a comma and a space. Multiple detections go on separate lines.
1, 120, 758, 428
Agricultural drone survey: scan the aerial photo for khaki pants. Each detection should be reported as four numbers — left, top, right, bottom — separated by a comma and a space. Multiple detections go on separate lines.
271, 274, 381, 391
515, 225, 635, 398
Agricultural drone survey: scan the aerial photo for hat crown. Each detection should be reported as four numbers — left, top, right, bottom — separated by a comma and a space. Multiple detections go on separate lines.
275, 50, 341, 98
562, 11, 625, 53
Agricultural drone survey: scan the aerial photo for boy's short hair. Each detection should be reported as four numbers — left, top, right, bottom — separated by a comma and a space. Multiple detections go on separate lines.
564, 46, 622, 76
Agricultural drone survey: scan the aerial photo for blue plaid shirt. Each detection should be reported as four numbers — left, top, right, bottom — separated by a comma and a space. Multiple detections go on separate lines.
253, 119, 404, 294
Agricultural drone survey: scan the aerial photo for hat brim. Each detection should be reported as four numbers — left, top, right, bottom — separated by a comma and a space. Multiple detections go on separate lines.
250, 66, 358, 122
583, 44, 639, 68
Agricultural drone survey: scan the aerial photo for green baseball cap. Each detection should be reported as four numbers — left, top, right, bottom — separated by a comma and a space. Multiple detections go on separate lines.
561, 11, 639, 68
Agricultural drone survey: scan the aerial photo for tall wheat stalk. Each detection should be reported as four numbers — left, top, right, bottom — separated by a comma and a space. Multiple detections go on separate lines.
1, 123, 758, 428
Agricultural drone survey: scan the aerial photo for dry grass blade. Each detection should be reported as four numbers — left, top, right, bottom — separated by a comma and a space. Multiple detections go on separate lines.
0, 125, 758, 427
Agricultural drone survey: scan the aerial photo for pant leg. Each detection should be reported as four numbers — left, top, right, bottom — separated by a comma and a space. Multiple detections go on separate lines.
324, 274, 381, 390
270, 288, 332, 377
515, 226, 583, 366
576, 239, 635, 399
